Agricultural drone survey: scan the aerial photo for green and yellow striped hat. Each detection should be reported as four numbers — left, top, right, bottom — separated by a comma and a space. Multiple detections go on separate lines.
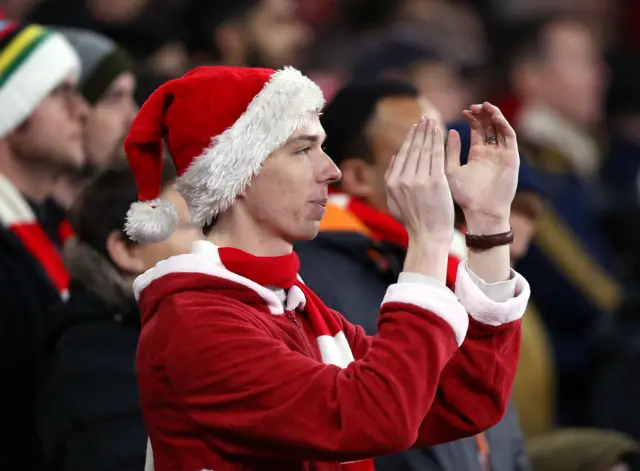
0, 21, 80, 137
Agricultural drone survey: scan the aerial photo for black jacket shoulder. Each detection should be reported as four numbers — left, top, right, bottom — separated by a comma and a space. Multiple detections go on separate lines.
38, 282, 146, 471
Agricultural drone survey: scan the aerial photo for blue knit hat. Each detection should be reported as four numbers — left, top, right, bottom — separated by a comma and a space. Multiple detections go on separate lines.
353, 37, 441, 81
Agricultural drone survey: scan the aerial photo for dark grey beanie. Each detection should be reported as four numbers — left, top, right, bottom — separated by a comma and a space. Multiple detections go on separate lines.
53, 27, 134, 105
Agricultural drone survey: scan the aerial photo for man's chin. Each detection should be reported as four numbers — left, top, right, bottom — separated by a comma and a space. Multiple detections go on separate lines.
299, 222, 321, 241
58, 151, 86, 174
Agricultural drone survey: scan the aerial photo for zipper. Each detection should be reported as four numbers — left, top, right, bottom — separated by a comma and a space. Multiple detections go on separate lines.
285, 309, 317, 359
285, 310, 300, 328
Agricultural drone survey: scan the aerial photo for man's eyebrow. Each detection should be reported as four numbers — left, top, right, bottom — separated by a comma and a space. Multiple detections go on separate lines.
287, 134, 327, 145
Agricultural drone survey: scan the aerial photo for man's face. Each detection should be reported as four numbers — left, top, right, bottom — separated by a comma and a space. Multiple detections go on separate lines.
245, 0, 311, 68
342, 95, 440, 211
238, 113, 341, 242
8, 73, 89, 172
84, 72, 137, 167
534, 21, 605, 126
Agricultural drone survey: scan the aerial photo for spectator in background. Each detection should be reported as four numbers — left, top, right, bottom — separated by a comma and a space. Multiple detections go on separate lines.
585, 54, 640, 444
296, 79, 531, 471
0, 21, 87, 471
598, 50, 640, 282
506, 14, 621, 425
37, 160, 202, 471
50, 27, 137, 210
352, 38, 468, 124
184, 0, 312, 69
28, 0, 190, 77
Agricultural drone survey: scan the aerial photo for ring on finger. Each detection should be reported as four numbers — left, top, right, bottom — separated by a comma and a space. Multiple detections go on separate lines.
485, 135, 498, 145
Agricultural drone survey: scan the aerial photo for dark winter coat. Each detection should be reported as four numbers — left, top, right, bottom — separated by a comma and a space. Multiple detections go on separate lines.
37, 239, 147, 471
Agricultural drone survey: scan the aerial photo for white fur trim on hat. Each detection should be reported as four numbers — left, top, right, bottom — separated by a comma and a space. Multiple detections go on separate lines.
174, 66, 325, 228
0, 30, 81, 138
125, 198, 178, 243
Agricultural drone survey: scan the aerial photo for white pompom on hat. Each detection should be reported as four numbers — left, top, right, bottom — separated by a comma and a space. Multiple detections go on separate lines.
124, 65, 325, 243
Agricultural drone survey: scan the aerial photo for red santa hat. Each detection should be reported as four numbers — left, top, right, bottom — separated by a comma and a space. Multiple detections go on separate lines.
124, 66, 325, 243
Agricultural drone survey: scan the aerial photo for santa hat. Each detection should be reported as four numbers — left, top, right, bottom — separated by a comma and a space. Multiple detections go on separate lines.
124, 66, 325, 243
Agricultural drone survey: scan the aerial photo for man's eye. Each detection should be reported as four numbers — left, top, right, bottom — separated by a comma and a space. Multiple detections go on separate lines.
295, 147, 311, 155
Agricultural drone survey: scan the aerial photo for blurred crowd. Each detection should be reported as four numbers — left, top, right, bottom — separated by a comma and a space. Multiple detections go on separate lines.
2, 0, 640, 470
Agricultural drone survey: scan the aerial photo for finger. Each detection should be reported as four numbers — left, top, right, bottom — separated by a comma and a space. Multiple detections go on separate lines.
387, 123, 416, 181
485, 103, 517, 148
470, 103, 483, 114
404, 116, 430, 179
385, 153, 398, 181
416, 118, 434, 177
430, 125, 446, 176
491, 114, 507, 147
482, 102, 505, 146
472, 102, 496, 144
403, 116, 431, 178
445, 129, 461, 175
462, 109, 485, 149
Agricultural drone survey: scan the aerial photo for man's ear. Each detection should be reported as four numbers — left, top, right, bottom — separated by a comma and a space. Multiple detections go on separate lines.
106, 229, 145, 275
339, 158, 376, 200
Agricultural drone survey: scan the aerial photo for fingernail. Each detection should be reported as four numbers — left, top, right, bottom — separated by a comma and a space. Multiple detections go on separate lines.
420, 114, 427, 123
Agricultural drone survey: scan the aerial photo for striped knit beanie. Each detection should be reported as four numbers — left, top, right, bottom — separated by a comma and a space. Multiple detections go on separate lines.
0, 21, 80, 138
54, 27, 134, 105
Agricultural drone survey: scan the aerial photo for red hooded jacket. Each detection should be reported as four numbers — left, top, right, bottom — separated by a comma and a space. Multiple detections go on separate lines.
135, 241, 530, 471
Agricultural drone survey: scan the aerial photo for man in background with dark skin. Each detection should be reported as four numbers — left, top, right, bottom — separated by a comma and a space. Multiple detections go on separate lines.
297, 79, 540, 470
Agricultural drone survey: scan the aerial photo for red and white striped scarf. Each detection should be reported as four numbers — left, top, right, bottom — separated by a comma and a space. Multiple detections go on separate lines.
218, 247, 372, 471
0, 175, 70, 299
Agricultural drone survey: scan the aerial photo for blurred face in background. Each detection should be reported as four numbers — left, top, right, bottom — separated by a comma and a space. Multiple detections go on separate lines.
523, 20, 605, 127
84, 72, 138, 168
509, 211, 536, 262
408, 60, 468, 124
7, 73, 89, 172
340, 95, 443, 212
509, 191, 542, 262
607, 462, 629, 471
245, 0, 312, 68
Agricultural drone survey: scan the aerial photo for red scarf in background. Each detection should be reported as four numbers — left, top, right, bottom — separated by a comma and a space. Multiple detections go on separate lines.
333, 194, 461, 289
218, 247, 375, 471
0, 175, 70, 299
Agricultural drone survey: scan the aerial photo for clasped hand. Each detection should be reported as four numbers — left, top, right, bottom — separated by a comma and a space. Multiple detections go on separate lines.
385, 102, 520, 244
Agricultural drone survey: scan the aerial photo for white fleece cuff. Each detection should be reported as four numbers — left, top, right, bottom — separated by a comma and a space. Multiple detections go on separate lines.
455, 261, 530, 326
383, 275, 468, 345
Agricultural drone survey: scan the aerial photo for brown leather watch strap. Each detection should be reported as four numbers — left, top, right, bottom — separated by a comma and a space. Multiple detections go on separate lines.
465, 229, 514, 251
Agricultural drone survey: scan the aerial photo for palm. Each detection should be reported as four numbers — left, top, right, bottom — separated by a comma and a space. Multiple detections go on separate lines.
446, 103, 520, 220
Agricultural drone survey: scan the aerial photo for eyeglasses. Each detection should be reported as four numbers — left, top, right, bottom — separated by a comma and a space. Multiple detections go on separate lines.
50, 82, 86, 112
